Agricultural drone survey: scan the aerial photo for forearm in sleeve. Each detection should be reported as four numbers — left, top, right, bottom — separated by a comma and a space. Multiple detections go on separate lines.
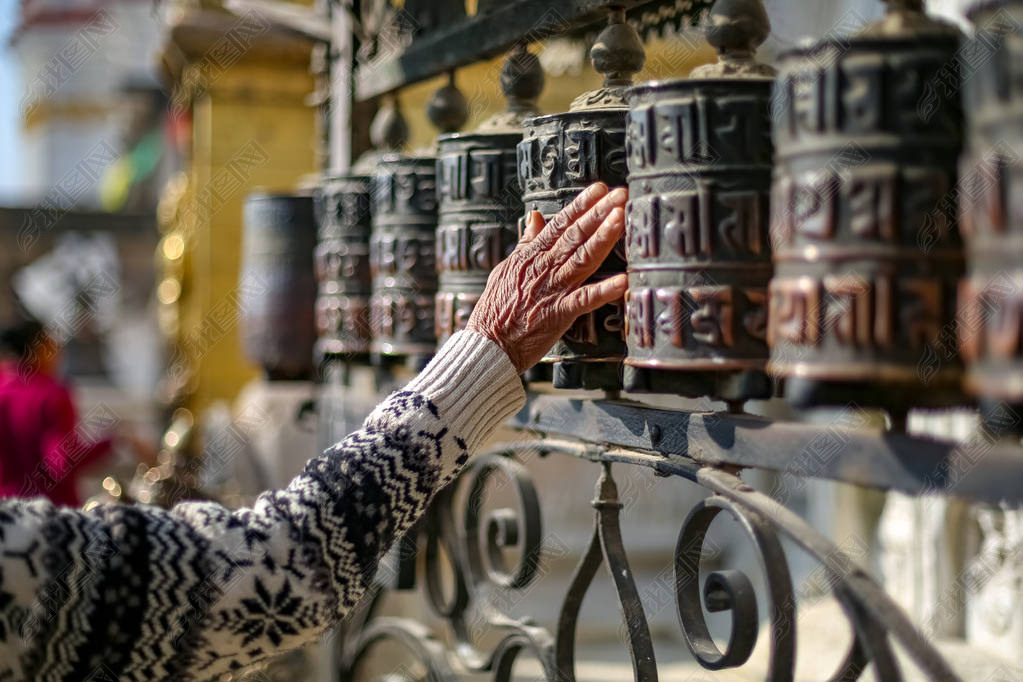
0, 331, 524, 681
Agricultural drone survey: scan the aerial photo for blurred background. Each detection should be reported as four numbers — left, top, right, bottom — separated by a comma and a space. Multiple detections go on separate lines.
1, 0, 175, 505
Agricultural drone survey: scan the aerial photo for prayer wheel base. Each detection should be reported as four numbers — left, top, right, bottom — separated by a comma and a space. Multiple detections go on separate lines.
315, 340, 369, 366
782, 378, 965, 412
979, 400, 1023, 440
623, 366, 773, 403
523, 364, 553, 385
553, 361, 622, 392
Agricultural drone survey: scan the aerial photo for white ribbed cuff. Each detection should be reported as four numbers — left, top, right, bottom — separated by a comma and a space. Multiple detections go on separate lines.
405, 330, 526, 455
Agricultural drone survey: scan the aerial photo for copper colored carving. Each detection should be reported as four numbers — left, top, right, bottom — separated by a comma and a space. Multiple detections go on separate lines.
517, 8, 644, 391
369, 155, 439, 360
768, 1, 965, 408
958, 0, 1023, 415
623, 0, 774, 402
314, 173, 373, 363
435, 46, 544, 344
316, 101, 410, 369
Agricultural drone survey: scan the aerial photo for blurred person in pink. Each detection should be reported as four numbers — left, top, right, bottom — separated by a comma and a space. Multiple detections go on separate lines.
0, 317, 115, 506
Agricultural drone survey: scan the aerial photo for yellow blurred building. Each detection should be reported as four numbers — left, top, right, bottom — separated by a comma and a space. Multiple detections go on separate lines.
156, 2, 318, 420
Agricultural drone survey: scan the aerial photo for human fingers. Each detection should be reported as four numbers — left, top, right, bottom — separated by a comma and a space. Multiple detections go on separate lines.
527, 182, 608, 253
558, 273, 628, 319
550, 187, 627, 270
553, 206, 626, 287
519, 210, 545, 244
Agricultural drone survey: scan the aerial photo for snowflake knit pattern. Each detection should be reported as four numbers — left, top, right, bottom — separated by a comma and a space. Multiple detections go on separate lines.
0, 331, 525, 681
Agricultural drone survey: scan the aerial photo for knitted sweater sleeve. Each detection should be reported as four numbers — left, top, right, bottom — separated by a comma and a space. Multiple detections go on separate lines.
0, 331, 525, 682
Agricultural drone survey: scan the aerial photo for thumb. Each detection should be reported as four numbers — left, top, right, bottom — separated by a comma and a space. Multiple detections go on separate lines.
520, 210, 545, 243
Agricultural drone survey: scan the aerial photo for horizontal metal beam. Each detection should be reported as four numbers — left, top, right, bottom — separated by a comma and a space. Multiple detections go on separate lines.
355, 0, 673, 100
509, 394, 1023, 506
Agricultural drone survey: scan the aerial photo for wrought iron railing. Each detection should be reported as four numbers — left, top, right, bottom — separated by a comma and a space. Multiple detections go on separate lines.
331, 391, 1022, 681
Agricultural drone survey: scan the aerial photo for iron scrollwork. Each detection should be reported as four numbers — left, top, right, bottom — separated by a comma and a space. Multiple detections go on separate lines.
556, 463, 656, 681
340, 451, 556, 681
674, 495, 794, 676
338, 436, 964, 682
345, 617, 458, 682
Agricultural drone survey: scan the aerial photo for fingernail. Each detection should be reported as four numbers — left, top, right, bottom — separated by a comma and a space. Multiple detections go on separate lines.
588, 182, 609, 198
609, 187, 628, 202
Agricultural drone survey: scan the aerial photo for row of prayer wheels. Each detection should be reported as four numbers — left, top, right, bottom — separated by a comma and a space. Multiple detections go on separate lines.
245, 0, 1023, 415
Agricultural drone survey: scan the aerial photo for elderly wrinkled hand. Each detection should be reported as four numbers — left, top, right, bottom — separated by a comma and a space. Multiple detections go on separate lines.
467, 182, 628, 373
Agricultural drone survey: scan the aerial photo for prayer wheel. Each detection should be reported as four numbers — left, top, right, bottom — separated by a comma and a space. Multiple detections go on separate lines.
314, 103, 410, 368
623, 0, 775, 402
240, 192, 318, 380
517, 8, 645, 390
314, 173, 373, 364
435, 45, 544, 343
767, 0, 965, 409
369, 155, 439, 362
958, 0, 1023, 421
369, 80, 468, 365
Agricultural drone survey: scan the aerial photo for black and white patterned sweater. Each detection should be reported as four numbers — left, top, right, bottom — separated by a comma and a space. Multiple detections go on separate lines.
0, 331, 525, 681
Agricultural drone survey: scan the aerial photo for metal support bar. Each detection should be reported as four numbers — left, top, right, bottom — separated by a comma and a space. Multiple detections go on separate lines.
509, 393, 1023, 506
354, 0, 678, 100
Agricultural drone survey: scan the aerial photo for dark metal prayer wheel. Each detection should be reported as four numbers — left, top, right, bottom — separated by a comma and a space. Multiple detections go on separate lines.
314, 173, 372, 363
240, 192, 317, 380
623, 0, 775, 402
316, 101, 409, 372
958, 0, 1023, 420
517, 8, 645, 390
369, 155, 439, 361
369, 80, 467, 364
435, 46, 544, 343
767, 0, 966, 409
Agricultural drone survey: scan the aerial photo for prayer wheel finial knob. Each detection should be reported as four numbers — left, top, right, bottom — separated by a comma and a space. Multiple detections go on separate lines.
691, 0, 775, 78
705, 0, 770, 59
369, 97, 409, 152
501, 43, 544, 114
861, 0, 957, 36
590, 7, 645, 88
478, 44, 545, 131
427, 72, 469, 134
